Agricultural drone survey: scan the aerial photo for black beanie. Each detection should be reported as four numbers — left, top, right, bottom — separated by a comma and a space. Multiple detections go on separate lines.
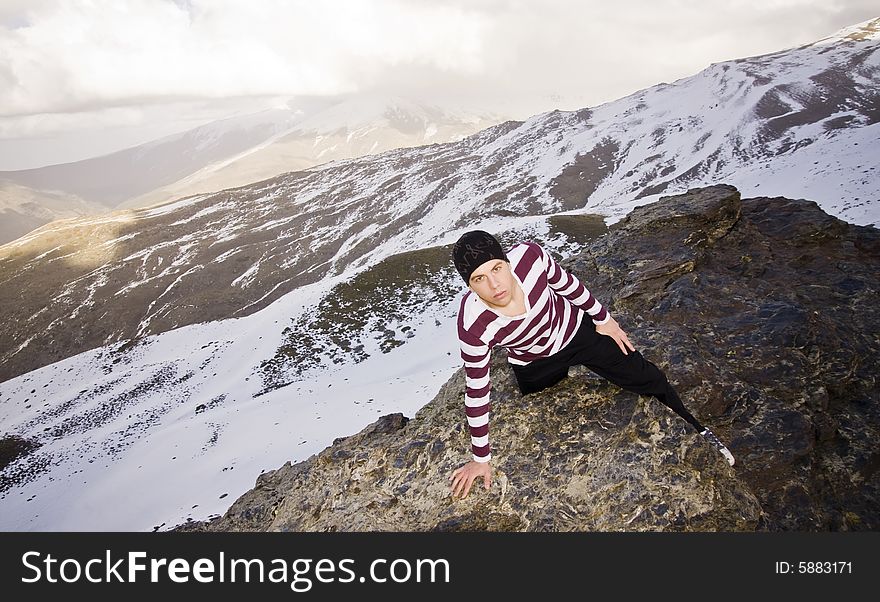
452, 230, 508, 283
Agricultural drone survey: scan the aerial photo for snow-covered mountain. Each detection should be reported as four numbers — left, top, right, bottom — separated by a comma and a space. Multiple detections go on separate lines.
0, 108, 305, 246
0, 96, 507, 245
120, 95, 509, 210
1, 108, 305, 208
0, 17, 878, 531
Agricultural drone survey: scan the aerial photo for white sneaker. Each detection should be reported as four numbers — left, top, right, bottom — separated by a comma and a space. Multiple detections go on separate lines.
700, 428, 735, 466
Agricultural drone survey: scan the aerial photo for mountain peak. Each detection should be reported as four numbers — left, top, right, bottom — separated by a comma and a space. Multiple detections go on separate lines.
815, 16, 880, 44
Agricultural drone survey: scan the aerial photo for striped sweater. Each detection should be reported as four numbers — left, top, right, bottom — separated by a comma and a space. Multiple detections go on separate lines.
456, 240, 611, 463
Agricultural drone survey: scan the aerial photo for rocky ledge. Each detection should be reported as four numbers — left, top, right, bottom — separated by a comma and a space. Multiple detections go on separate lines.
178, 184, 879, 532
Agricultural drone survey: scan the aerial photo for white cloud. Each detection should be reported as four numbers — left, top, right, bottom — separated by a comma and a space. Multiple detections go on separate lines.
0, 0, 491, 116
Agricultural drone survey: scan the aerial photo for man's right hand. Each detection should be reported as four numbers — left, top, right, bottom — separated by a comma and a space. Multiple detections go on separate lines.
450, 460, 492, 499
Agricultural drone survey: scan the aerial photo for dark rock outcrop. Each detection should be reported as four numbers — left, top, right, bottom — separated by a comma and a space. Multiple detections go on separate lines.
178, 185, 880, 532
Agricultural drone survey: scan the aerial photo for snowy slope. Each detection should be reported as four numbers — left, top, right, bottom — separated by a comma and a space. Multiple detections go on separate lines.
0, 215, 563, 531
577, 17, 880, 227
1, 18, 878, 531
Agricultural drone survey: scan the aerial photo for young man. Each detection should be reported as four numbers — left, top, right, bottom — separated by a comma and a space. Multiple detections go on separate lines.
449, 230, 734, 499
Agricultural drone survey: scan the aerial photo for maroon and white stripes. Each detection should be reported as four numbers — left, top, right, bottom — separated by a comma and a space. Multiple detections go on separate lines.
457, 241, 610, 463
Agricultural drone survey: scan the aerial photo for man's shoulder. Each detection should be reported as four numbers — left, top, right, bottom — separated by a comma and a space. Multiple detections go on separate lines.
507, 240, 545, 272
456, 296, 493, 349
504, 240, 533, 260
509, 239, 539, 252
456, 289, 477, 322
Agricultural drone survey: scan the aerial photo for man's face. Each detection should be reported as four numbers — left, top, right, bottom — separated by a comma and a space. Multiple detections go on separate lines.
468, 258, 516, 309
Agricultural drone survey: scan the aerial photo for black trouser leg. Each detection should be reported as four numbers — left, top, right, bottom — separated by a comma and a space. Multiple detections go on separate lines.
574, 334, 704, 430
510, 358, 570, 394
511, 317, 704, 431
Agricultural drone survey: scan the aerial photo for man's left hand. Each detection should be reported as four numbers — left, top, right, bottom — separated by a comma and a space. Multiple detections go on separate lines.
595, 316, 636, 356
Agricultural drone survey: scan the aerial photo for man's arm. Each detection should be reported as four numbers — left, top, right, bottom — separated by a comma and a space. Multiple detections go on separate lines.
459, 332, 492, 463
533, 242, 636, 355
535, 242, 610, 326
450, 311, 494, 499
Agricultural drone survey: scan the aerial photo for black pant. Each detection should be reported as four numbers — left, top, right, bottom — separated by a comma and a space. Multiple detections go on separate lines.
510, 317, 704, 431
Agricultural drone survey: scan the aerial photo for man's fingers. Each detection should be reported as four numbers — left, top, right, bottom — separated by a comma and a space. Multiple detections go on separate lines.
598, 327, 630, 355
451, 465, 493, 499
452, 473, 472, 499
450, 474, 463, 497
462, 476, 475, 499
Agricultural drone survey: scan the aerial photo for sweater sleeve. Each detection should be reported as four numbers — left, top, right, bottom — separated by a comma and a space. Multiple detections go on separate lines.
537, 242, 610, 325
459, 330, 492, 463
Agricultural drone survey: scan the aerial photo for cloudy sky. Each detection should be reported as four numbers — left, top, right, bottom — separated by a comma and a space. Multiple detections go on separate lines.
0, 0, 877, 169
